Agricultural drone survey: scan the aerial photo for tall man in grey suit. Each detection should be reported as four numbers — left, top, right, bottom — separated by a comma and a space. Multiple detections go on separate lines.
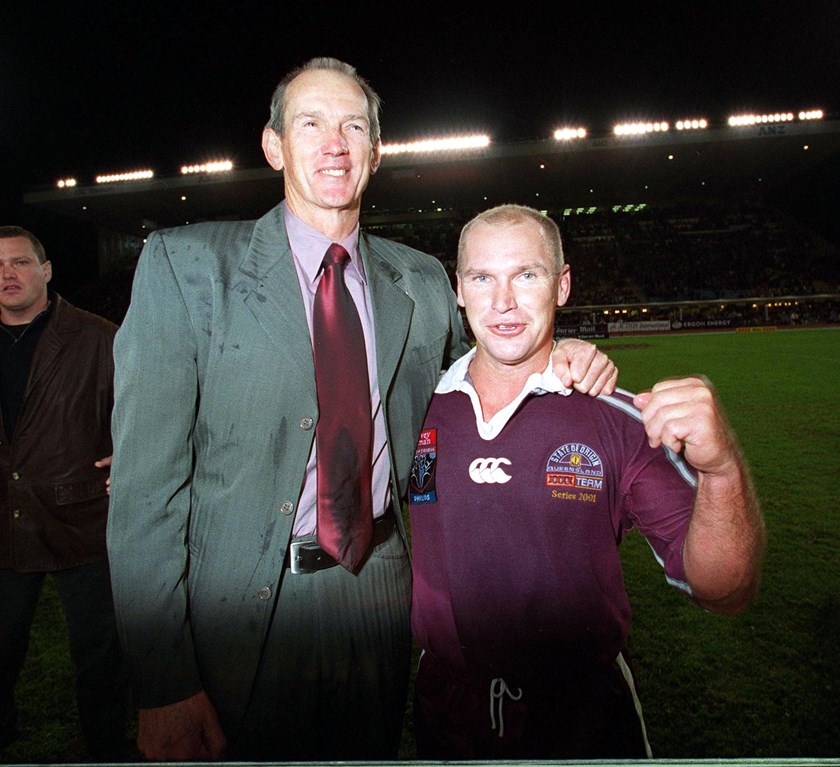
107, 57, 617, 762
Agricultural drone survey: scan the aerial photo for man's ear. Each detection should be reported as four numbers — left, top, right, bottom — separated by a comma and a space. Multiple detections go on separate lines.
556, 264, 571, 308
456, 274, 465, 308
369, 139, 382, 175
262, 128, 284, 171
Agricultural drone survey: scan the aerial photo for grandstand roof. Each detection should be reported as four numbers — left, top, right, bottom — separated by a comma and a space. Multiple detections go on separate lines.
23, 119, 840, 238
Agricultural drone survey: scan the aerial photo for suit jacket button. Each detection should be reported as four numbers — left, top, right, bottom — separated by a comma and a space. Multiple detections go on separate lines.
300, 417, 314, 430
280, 501, 294, 515
257, 586, 272, 600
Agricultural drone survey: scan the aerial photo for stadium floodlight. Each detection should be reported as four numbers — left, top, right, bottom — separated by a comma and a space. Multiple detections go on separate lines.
181, 160, 234, 175
553, 127, 587, 141
380, 134, 490, 155
798, 109, 824, 121
95, 169, 154, 184
56, 178, 77, 188
675, 118, 708, 131
613, 121, 669, 136
727, 112, 795, 127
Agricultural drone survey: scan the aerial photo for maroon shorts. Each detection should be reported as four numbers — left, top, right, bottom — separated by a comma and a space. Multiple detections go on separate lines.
413, 651, 649, 760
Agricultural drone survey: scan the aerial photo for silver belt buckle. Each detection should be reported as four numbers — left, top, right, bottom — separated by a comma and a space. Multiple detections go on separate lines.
289, 537, 326, 575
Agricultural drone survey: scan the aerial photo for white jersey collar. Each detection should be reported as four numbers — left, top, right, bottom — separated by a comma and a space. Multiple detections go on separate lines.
436, 345, 572, 440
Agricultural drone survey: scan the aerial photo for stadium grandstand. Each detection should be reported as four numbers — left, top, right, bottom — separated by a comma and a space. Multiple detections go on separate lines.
21, 109, 840, 332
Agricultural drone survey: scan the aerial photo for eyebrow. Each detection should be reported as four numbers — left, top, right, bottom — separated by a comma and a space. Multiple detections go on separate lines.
462, 261, 552, 276
291, 110, 370, 125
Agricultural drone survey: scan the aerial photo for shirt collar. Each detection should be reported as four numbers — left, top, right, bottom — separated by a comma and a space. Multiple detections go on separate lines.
436, 344, 572, 440
283, 201, 366, 285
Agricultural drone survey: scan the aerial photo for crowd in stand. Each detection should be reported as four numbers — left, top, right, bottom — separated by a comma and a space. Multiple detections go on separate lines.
70, 201, 840, 328
363, 201, 839, 302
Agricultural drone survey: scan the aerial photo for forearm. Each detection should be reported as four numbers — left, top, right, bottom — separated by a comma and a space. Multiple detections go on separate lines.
108, 433, 203, 704
683, 456, 766, 614
108, 496, 202, 706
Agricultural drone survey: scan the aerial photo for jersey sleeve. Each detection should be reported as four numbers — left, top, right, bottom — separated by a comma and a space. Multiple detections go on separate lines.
620, 429, 698, 593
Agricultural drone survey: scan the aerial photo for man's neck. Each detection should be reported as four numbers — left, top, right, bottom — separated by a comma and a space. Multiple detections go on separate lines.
285, 200, 360, 243
468, 349, 551, 422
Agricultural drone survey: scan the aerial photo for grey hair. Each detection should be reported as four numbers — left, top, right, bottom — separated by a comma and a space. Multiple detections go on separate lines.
265, 57, 382, 145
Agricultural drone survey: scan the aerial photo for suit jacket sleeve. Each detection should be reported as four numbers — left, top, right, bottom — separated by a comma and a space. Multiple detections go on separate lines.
446, 281, 470, 366
107, 230, 203, 707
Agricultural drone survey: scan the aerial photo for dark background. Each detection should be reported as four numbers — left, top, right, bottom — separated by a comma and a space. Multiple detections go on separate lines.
3, 0, 839, 294
5, 1, 839, 189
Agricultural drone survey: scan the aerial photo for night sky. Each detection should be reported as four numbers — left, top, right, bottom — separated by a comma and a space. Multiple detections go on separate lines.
4, 0, 839, 200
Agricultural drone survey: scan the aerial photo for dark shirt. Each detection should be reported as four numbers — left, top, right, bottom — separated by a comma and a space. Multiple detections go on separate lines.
0, 304, 53, 438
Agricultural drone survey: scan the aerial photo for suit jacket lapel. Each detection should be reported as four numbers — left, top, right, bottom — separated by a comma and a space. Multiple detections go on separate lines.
238, 205, 315, 383
236, 210, 416, 399
361, 236, 414, 395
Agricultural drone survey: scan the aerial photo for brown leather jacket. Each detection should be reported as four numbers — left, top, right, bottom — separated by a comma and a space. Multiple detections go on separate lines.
0, 293, 117, 572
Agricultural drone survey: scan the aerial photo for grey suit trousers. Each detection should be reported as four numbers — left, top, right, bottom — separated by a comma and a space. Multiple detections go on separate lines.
227, 529, 412, 760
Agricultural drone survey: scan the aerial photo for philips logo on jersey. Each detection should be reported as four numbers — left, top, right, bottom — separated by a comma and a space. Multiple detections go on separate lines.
469, 457, 512, 484
545, 443, 605, 492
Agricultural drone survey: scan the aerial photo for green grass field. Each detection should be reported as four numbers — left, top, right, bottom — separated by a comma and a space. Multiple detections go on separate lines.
598, 327, 840, 758
2, 327, 838, 762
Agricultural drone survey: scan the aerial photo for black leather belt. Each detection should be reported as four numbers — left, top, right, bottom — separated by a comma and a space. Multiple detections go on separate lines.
287, 515, 396, 574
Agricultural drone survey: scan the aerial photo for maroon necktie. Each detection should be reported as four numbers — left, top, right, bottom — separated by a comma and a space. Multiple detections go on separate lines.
313, 243, 373, 573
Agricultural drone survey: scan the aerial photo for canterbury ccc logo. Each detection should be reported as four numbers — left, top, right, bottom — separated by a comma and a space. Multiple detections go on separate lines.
469, 457, 512, 484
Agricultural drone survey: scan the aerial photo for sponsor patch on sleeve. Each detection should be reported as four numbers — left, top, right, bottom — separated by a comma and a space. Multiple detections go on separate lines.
410, 428, 438, 504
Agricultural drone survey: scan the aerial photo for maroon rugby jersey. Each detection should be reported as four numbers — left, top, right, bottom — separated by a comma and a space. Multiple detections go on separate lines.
409, 387, 697, 686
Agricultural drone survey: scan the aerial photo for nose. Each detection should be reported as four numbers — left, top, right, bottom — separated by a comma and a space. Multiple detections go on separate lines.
0, 263, 16, 279
492, 280, 517, 312
323, 127, 349, 155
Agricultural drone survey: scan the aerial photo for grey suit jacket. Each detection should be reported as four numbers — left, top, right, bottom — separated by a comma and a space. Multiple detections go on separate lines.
107, 201, 468, 719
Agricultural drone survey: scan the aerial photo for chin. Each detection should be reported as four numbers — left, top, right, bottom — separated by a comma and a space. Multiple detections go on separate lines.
487, 346, 529, 364
319, 193, 361, 210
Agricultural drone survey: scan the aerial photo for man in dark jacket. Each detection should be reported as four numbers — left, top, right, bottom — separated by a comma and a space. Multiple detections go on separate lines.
0, 226, 128, 760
